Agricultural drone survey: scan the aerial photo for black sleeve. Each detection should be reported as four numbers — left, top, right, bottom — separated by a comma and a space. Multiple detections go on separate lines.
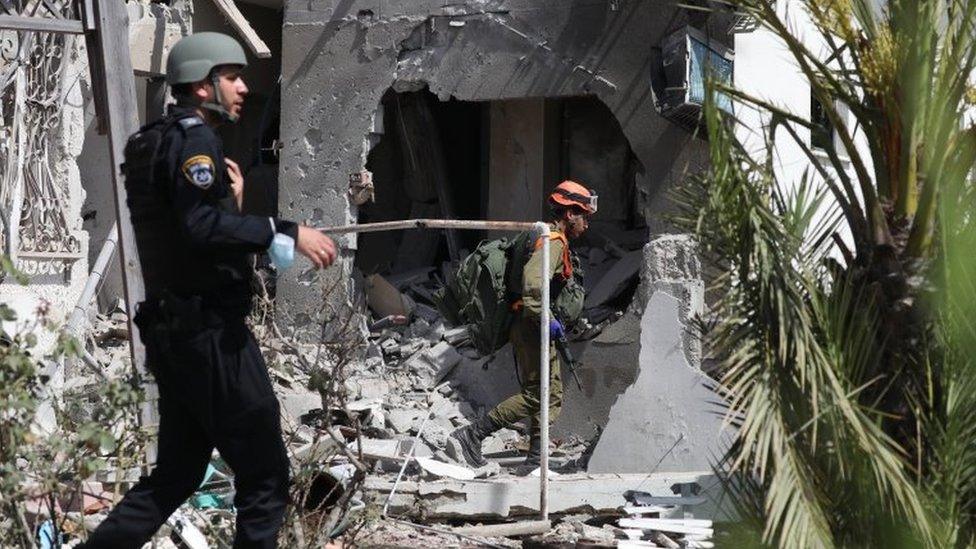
168, 126, 287, 252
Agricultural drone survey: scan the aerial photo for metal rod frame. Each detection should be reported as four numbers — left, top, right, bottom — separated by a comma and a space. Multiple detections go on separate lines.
318, 218, 553, 519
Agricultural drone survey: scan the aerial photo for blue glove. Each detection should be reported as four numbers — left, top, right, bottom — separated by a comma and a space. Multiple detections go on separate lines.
549, 319, 565, 339
268, 233, 295, 271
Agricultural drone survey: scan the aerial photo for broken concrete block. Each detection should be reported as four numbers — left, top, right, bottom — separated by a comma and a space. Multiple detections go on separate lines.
365, 341, 384, 360
587, 294, 726, 474
474, 462, 501, 478
482, 428, 519, 455
368, 471, 722, 520
354, 438, 414, 461
407, 318, 431, 339
278, 391, 323, 420
386, 408, 423, 434
398, 340, 425, 358
422, 424, 449, 449
380, 338, 399, 357
347, 397, 383, 412
415, 456, 476, 480
129, 16, 183, 76
430, 416, 457, 436
426, 320, 447, 343
347, 377, 393, 400
421, 341, 462, 382
574, 521, 618, 545
442, 326, 471, 345
367, 408, 386, 431
642, 234, 701, 283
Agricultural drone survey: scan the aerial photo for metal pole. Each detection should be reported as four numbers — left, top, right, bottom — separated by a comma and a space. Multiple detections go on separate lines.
316, 218, 540, 235
535, 221, 551, 520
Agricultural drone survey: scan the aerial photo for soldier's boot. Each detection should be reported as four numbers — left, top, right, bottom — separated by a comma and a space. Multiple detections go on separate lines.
514, 435, 542, 476
447, 416, 499, 468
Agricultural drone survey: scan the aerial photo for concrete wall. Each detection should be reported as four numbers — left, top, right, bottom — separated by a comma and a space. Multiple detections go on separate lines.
487, 98, 554, 224
733, 0, 872, 253
278, 0, 718, 319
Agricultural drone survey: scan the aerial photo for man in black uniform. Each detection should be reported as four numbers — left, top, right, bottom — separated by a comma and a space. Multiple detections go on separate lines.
82, 33, 337, 548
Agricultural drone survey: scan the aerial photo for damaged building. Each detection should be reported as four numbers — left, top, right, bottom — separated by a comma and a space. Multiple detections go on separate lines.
0, 0, 816, 542
275, 0, 730, 476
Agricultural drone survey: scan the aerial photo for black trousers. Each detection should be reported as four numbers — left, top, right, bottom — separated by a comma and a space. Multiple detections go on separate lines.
82, 317, 289, 548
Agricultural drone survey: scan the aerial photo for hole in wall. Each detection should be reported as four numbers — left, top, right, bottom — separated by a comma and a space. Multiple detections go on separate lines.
356, 86, 648, 327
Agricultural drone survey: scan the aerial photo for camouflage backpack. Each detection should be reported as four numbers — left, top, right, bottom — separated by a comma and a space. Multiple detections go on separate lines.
435, 231, 585, 355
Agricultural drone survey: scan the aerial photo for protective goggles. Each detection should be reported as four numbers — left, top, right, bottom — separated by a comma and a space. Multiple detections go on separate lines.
555, 188, 599, 214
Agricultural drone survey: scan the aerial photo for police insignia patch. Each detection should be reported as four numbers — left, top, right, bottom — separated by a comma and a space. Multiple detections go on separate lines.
181, 155, 215, 189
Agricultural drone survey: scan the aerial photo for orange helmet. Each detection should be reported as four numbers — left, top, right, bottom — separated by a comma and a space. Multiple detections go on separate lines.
549, 180, 598, 214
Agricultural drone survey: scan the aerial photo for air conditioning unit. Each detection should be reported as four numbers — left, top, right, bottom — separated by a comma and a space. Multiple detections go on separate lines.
659, 26, 734, 128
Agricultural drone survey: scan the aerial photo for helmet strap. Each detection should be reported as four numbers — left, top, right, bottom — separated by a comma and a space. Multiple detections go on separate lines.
199, 71, 238, 124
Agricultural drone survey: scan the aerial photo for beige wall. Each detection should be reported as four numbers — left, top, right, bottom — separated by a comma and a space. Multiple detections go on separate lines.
487, 99, 560, 224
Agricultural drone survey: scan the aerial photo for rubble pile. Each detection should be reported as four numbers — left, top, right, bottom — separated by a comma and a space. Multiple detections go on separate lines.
353, 519, 520, 548
28, 224, 723, 547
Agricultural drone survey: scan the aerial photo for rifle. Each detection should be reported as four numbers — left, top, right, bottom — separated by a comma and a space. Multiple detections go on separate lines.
553, 333, 584, 391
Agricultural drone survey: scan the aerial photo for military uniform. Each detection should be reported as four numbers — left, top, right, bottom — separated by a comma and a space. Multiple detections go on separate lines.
449, 182, 593, 472
487, 227, 566, 455
82, 105, 297, 549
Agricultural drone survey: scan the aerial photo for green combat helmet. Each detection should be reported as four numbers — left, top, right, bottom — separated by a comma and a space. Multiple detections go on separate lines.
166, 32, 248, 123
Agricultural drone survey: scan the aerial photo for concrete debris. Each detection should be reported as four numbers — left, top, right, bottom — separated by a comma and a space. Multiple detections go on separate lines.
415, 456, 476, 480
278, 390, 323, 419
353, 519, 518, 548
55, 222, 675, 544
523, 519, 617, 547
371, 471, 718, 520
610, 492, 716, 549
354, 438, 415, 461
386, 408, 424, 434
453, 519, 550, 537
442, 326, 470, 345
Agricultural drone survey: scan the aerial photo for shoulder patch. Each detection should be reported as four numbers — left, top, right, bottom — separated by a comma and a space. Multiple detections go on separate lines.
181, 155, 215, 189
178, 116, 204, 130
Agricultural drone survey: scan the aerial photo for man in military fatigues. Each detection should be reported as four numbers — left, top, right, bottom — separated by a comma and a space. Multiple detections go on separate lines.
82, 33, 337, 548
449, 181, 596, 475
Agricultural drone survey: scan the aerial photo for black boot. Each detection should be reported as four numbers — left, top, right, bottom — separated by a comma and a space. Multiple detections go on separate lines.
447, 416, 499, 468
514, 435, 542, 476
